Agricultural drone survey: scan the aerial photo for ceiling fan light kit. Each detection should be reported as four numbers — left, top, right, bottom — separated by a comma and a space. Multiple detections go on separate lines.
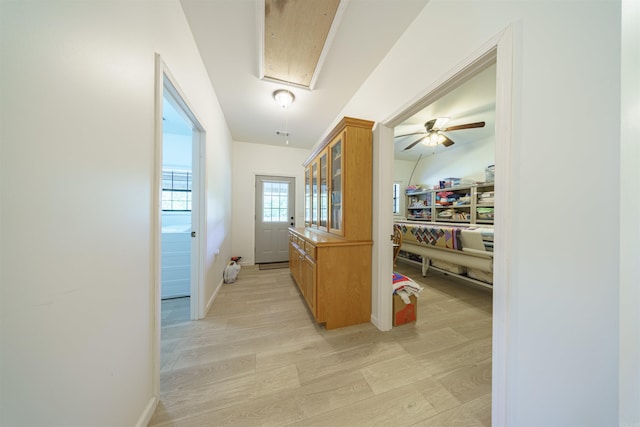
433, 117, 449, 129
396, 117, 486, 151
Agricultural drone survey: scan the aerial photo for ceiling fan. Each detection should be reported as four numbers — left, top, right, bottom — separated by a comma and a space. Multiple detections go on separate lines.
395, 117, 485, 151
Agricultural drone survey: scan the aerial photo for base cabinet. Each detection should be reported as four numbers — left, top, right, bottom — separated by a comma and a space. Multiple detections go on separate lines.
289, 228, 371, 329
301, 255, 316, 314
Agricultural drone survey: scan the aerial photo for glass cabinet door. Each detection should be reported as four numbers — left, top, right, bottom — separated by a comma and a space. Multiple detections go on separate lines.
311, 161, 318, 227
319, 152, 328, 229
304, 167, 311, 226
329, 138, 343, 233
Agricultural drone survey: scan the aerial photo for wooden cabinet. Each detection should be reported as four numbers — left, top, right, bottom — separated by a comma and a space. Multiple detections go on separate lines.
304, 168, 311, 226
301, 252, 316, 313
289, 233, 316, 314
288, 228, 371, 329
290, 117, 374, 329
329, 138, 343, 234
303, 117, 372, 240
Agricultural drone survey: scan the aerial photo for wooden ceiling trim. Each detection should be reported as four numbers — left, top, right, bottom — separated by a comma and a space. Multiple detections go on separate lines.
264, 0, 341, 88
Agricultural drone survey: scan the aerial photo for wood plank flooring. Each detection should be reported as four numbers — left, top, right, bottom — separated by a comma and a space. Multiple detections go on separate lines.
150, 261, 492, 426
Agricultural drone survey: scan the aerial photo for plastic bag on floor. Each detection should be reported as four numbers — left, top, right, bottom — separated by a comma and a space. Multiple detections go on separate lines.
223, 261, 241, 284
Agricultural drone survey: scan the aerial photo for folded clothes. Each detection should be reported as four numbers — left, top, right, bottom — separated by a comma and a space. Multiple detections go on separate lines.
392, 272, 423, 304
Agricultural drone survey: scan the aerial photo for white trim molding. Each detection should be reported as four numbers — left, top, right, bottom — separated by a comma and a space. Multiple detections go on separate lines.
380, 25, 514, 427
134, 396, 158, 427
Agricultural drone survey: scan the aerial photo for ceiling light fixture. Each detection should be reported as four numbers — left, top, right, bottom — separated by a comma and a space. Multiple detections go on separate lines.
273, 89, 295, 145
273, 89, 295, 108
433, 117, 450, 129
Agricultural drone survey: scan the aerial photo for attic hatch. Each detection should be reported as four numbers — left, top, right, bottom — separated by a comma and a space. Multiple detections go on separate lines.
262, 0, 341, 89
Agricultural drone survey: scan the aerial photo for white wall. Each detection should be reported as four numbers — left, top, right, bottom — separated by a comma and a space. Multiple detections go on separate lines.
411, 136, 494, 188
619, 0, 640, 424
163, 133, 192, 170
393, 158, 415, 218
338, 1, 623, 425
232, 141, 310, 265
0, 2, 232, 426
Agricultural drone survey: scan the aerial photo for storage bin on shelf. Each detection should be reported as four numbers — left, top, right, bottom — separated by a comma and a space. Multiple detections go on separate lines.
485, 165, 495, 182
439, 177, 461, 188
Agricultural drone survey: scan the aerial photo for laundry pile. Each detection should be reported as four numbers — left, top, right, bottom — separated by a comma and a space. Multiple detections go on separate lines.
392, 272, 423, 304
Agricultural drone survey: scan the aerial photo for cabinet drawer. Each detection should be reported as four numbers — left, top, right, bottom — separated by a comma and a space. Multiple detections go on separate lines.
304, 241, 316, 259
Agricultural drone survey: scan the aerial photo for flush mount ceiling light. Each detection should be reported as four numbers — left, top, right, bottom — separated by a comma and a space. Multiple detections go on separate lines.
273, 89, 294, 145
273, 89, 295, 108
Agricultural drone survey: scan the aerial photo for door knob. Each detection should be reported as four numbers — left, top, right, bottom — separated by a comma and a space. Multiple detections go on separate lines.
191, 231, 196, 237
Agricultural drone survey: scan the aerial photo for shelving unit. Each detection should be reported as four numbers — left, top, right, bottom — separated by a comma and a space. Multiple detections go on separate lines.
474, 183, 495, 224
405, 183, 494, 225
290, 117, 374, 330
406, 191, 432, 221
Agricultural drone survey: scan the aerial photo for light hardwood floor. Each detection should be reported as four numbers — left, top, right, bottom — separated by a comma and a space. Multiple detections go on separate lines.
151, 262, 492, 426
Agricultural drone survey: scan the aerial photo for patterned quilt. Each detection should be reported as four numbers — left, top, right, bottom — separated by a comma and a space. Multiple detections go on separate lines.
395, 223, 463, 251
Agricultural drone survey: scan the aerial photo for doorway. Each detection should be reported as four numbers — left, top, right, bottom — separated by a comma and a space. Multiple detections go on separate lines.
159, 71, 205, 322
161, 95, 192, 300
254, 175, 295, 264
375, 28, 514, 424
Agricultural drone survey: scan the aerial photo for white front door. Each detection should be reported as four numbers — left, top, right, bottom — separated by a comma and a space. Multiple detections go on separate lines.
255, 175, 295, 264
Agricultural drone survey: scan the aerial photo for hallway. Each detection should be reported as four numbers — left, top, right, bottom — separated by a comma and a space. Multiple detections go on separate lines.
151, 264, 492, 426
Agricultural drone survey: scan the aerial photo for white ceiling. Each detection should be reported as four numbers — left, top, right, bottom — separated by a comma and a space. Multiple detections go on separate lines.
393, 63, 497, 161
178, 0, 495, 161
179, 0, 430, 149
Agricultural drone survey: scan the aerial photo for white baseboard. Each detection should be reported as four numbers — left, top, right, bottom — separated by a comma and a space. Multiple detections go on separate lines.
205, 277, 224, 315
370, 313, 391, 332
135, 396, 158, 427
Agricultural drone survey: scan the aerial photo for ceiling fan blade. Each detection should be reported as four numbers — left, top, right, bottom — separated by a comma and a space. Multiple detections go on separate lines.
394, 131, 426, 139
424, 119, 437, 131
403, 136, 427, 151
441, 135, 455, 147
443, 121, 485, 132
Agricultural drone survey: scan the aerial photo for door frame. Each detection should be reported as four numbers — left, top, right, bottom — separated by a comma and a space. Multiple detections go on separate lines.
375, 26, 513, 425
160, 68, 206, 319
153, 54, 207, 395
254, 174, 296, 264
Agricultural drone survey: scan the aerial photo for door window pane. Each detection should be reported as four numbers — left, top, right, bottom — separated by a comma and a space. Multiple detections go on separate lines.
305, 168, 311, 225
319, 153, 328, 228
262, 181, 289, 222
312, 163, 318, 225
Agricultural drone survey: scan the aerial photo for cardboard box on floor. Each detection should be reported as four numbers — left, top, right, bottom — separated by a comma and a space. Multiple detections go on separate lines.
393, 293, 417, 326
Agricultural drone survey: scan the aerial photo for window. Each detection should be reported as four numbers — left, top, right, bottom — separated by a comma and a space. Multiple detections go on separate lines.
393, 182, 401, 214
162, 170, 192, 211
262, 181, 289, 222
